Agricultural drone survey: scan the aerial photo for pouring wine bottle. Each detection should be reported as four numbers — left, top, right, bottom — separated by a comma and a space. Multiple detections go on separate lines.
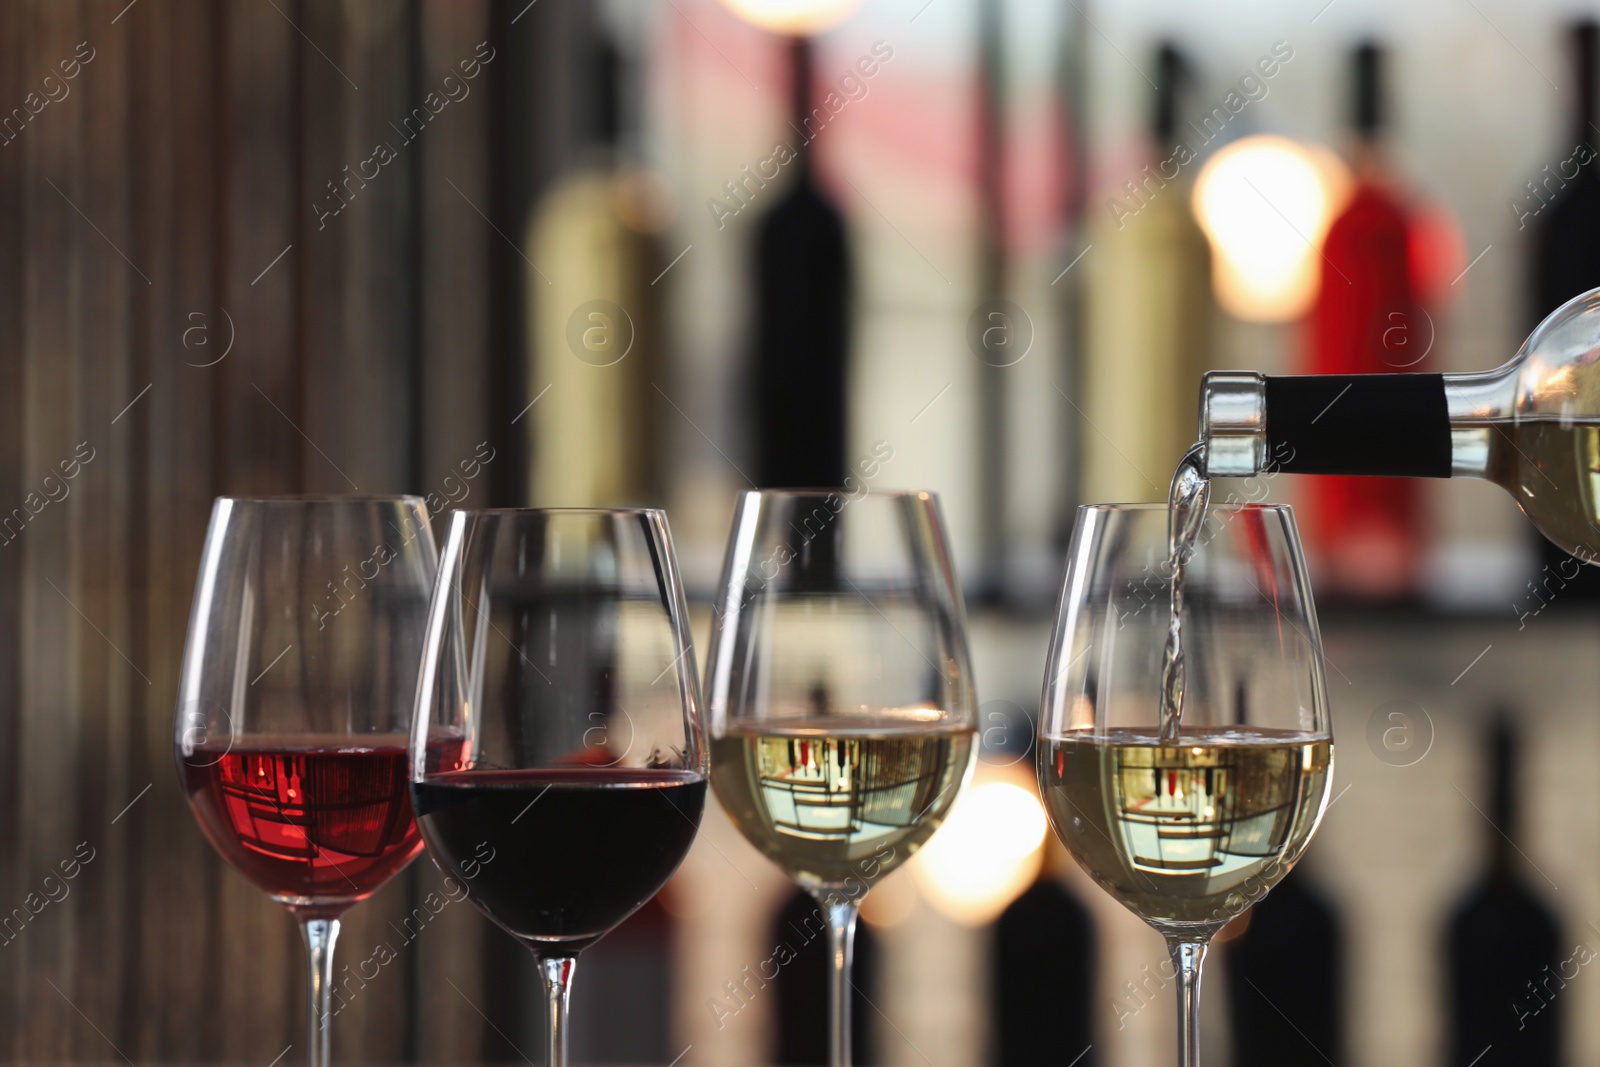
1195, 284, 1600, 563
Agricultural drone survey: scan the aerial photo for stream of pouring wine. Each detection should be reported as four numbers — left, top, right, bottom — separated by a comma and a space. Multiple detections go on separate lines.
1160, 444, 1211, 744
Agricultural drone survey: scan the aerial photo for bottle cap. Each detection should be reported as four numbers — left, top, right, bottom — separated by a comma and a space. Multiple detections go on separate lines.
1199, 371, 1267, 477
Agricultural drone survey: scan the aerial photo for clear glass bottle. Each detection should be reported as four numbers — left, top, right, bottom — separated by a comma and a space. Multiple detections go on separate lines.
1199, 286, 1600, 562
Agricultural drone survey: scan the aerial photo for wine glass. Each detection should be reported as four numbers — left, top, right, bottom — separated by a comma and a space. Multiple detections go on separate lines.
705, 489, 979, 1067
409, 508, 707, 1067
1038, 503, 1333, 1067
175, 496, 438, 1067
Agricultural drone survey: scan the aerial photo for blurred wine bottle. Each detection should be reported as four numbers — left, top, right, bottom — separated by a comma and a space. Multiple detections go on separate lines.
754, 37, 849, 489
1305, 42, 1429, 599
1529, 21, 1600, 599
975, 0, 1007, 598
1225, 866, 1344, 1067
1081, 43, 1213, 506
773, 887, 878, 1065
1053, 0, 1092, 545
1446, 715, 1563, 1066
523, 16, 671, 507
992, 866, 1096, 1066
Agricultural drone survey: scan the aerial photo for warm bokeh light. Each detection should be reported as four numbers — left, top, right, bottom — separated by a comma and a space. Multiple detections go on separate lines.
859, 866, 918, 928
717, 0, 863, 35
909, 776, 1048, 927
1193, 135, 1351, 322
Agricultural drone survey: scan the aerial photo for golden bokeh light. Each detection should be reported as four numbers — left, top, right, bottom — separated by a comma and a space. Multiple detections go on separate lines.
1193, 135, 1351, 322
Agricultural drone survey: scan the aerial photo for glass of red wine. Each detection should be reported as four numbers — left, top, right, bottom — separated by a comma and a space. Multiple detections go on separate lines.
175, 496, 437, 1067
409, 508, 708, 1067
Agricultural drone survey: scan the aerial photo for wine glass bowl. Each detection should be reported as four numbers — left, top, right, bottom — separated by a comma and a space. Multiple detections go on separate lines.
409, 508, 707, 1067
1038, 502, 1333, 1065
175, 496, 437, 913
705, 489, 978, 1067
174, 495, 438, 1067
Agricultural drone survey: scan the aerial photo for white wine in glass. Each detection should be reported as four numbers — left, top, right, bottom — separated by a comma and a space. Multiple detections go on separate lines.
706, 490, 978, 1067
1041, 728, 1330, 929
711, 722, 974, 893
1039, 503, 1333, 1066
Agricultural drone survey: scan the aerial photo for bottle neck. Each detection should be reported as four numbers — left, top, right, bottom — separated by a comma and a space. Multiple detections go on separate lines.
1199, 367, 1518, 480
1442, 367, 1519, 479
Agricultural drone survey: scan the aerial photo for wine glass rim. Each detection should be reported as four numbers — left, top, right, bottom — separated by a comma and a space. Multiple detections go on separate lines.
740, 487, 935, 500
1077, 501, 1293, 515
215, 493, 427, 505
444, 506, 667, 517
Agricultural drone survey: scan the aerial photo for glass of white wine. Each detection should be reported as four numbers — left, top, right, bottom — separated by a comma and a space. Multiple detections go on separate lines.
1039, 502, 1333, 1067
706, 489, 978, 1067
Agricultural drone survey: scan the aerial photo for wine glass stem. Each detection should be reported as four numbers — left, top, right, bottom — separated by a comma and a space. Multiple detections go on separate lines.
300, 917, 341, 1067
537, 954, 577, 1067
821, 897, 860, 1067
1169, 940, 1207, 1067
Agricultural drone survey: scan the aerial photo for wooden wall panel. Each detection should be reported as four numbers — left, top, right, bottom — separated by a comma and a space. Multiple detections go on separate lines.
419, 0, 491, 509
297, 0, 353, 497
0, 0, 32, 1052
20, 0, 87, 1053
415, 1, 493, 1061
0, 0, 519, 1062
72, 0, 137, 1058
124, 0, 224, 1059
220, 0, 302, 496
329, 0, 416, 496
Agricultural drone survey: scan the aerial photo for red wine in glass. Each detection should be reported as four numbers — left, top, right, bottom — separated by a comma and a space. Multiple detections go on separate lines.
181, 737, 422, 914
413, 768, 705, 949
176, 495, 438, 1067
410, 508, 709, 1067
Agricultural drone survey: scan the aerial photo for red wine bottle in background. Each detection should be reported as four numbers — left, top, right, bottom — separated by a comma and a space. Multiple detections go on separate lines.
754, 37, 849, 490
1445, 716, 1562, 1066
180, 741, 422, 914
1530, 21, 1600, 599
992, 868, 1096, 1066
1305, 42, 1428, 599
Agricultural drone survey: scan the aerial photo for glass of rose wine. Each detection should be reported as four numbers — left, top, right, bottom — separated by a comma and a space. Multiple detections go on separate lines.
706, 489, 978, 1067
1039, 502, 1333, 1067
175, 496, 437, 1067
409, 508, 707, 1067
